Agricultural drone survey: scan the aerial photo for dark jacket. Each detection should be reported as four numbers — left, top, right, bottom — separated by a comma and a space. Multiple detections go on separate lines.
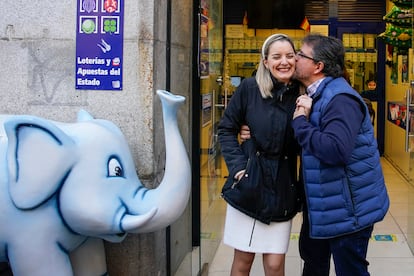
218, 76, 301, 223
292, 77, 389, 238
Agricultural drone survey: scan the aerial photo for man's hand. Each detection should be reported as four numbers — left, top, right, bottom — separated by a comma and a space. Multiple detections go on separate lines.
239, 124, 251, 142
293, 106, 307, 119
294, 95, 312, 119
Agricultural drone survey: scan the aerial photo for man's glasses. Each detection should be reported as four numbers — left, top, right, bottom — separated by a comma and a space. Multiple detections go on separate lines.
296, 51, 317, 62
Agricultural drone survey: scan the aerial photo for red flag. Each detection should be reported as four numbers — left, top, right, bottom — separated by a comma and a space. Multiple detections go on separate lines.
300, 17, 310, 32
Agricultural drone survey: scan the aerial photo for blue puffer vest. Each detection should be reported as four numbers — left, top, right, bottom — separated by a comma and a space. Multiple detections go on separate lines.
302, 77, 389, 238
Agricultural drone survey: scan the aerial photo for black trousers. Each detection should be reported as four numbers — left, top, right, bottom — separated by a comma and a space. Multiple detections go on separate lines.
299, 209, 373, 276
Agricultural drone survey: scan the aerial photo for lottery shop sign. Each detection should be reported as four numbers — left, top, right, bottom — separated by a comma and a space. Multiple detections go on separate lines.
76, 0, 124, 90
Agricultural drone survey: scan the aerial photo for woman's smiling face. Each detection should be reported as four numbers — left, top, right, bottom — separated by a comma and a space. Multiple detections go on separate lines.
263, 40, 296, 84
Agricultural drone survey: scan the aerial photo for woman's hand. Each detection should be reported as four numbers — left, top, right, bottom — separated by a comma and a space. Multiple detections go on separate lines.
294, 95, 312, 119
234, 170, 245, 181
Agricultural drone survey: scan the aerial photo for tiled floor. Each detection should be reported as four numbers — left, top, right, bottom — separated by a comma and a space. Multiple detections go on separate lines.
207, 158, 414, 275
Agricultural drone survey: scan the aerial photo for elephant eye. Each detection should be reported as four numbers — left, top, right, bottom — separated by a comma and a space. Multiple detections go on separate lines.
108, 157, 124, 177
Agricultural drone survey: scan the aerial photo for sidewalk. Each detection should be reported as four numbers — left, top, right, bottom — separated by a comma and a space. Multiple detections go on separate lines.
209, 158, 414, 275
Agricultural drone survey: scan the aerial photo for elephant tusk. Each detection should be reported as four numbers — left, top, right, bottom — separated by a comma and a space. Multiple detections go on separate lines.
120, 207, 158, 232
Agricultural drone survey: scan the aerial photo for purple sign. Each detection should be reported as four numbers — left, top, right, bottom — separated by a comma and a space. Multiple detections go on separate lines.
76, 0, 124, 90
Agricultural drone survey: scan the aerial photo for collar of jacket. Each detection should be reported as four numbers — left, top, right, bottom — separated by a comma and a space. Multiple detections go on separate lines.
270, 75, 298, 101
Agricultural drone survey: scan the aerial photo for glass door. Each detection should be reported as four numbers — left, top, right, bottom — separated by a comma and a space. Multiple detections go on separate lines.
198, 0, 225, 272
336, 22, 386, 154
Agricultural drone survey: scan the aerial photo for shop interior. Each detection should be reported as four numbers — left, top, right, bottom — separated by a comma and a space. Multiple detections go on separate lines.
193, 0, 413, 275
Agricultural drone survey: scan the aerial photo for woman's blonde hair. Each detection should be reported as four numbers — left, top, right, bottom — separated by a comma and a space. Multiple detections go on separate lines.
255, 33, 295, 98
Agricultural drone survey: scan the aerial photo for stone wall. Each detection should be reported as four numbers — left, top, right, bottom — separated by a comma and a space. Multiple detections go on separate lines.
0, 0, 194, 274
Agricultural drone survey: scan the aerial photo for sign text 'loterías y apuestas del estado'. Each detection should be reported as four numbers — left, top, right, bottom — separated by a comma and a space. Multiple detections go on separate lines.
75, 0, 124, 90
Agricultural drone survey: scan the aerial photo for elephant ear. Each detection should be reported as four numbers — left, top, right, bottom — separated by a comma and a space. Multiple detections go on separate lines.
4, 116, 76, 209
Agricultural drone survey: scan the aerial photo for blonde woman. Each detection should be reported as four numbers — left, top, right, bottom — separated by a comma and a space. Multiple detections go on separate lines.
218, 34, 301, 275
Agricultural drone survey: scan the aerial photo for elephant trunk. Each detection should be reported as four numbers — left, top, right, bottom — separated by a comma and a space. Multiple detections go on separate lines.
123, 90, 191, 233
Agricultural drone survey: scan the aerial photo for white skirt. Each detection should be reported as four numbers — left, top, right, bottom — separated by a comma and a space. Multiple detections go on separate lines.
223, 204, 292, 254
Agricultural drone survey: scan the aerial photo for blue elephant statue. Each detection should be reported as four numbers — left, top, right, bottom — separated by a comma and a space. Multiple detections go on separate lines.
0, 90, 191, 275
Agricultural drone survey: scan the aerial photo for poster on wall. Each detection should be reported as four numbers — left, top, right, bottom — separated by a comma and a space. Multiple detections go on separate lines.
75, 0, 124, 90
388, 102, 407, 130
199, 0, 209, 78
199, 14, 209, 78
202, 93, 212, 127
